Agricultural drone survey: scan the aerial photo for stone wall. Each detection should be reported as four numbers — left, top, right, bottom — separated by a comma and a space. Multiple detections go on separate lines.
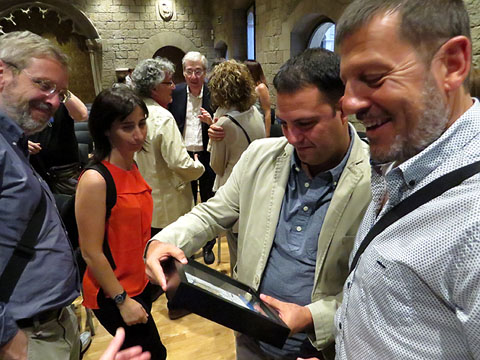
211, 0, 480, 107
70, 0, 215, 89
466, 0, 480, 68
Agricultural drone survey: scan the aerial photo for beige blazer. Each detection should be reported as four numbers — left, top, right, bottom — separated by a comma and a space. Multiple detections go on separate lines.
152, 129, 371, 349
135, 98, 204, 228
210, 106, 266, 191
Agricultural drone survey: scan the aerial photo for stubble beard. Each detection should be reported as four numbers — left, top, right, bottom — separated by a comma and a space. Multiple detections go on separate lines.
2, 83, 49, 135
372, 75, 450, 164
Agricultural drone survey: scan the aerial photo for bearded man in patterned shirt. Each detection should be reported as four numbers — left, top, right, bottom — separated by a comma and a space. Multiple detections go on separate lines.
331, 0, 480, 359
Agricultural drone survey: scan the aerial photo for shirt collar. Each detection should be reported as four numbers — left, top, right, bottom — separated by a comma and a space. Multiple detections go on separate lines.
290, 125, 354, 183
0, 111, 28, 155
187, 84, 204, 99
386, 98, 480, 188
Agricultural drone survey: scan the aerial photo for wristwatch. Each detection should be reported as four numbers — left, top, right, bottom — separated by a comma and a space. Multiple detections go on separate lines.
114, 290, 127, 305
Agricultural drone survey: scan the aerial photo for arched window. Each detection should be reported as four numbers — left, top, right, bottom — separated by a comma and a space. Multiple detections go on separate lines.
308, 22, 335, 51
247, 4, 255, 59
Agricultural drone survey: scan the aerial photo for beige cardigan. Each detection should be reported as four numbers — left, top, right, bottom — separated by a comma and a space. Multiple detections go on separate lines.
210, 106, 266, 191
152, 130, 371, 349
135, 98, 204, 228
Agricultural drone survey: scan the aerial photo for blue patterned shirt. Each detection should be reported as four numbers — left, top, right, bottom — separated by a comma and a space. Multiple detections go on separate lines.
335, 98, 480, 359
0, 113, 80, 346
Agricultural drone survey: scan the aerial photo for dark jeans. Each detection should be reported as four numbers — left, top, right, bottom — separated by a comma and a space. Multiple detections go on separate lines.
188, 150, 215, 203
93, 283, 167, 360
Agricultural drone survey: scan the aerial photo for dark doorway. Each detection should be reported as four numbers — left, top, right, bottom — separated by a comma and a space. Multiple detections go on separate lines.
153, 46, 185, 85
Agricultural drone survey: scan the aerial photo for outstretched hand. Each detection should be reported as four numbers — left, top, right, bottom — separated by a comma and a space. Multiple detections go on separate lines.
100, 327, 151, 360
145, 241, 188, 291
260, 294, 313, 335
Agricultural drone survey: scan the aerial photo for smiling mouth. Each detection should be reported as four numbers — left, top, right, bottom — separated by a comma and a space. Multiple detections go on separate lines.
363, 117, 391, 130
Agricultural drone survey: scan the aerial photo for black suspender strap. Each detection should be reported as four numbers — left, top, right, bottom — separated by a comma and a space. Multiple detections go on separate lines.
349, 160, 480, 275
0, 191, 47, 302
226, 114, 251, 144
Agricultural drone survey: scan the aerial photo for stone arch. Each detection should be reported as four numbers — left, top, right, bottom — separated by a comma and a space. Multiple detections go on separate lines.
0, 0, 99, 39
153, 46, 186, 84
138, 32, 199, 62
0, 0, 102, 98
278, 0, 347, 63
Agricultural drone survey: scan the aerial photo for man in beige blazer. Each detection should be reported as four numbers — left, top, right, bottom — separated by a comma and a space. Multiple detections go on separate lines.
145, 49, 371, 360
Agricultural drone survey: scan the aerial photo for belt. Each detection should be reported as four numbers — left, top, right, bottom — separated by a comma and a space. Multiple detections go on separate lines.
16, 308, 63, 328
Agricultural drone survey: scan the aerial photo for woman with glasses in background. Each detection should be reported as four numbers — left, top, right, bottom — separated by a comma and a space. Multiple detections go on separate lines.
132, 57, 204, 238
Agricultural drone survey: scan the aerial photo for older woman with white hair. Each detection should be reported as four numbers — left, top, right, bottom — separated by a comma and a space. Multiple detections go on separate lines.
132, 57, 204, 237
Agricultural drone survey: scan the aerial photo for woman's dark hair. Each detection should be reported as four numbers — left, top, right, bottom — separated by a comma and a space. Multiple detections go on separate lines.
88, 87, 148, 163
244, 59, 267, 86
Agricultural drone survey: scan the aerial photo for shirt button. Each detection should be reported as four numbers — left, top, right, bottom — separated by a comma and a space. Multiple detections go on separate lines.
295, 167, 300, 172
409, 180, 416, 187
347, 282, 351, 289
304, 182, 310, 188
296, 226, 302, 232
303, 206, 309, 212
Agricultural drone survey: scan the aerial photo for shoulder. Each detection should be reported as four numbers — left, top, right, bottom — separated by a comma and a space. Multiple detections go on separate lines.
244, 137, 290, 157
172, 83, 187, 95
78, 167, 107, 192
256, 83, 268, 94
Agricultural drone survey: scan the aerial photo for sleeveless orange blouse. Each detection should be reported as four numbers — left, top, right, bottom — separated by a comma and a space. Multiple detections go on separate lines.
82, 161, 153, 309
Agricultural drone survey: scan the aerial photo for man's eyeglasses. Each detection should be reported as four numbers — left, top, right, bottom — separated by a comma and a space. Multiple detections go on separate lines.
2, 60, 71, 103
184, 69, 205, 77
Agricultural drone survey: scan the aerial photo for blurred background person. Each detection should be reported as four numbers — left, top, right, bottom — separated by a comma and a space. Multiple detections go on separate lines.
76, 87, 167, 360
244, 60, 272, 137
208, 59, 266, 269
28, 92, 88, 195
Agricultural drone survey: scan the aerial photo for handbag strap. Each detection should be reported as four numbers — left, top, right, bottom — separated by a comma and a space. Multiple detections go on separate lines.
226, 114, 251, 144
349, 160, 480, 275
0, 191, 47, 302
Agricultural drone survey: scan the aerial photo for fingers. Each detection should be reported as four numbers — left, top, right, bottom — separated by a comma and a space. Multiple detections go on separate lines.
100, 327, 125, 360
145, 241, 187, 291
28, 141, 42, 154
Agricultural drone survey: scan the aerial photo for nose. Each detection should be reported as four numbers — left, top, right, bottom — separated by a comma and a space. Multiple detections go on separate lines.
132, 126, 145, 141
342, 81, 371, 117
284, 124, 304, 146
172, 81, 176, 90
44, 92, 61, 111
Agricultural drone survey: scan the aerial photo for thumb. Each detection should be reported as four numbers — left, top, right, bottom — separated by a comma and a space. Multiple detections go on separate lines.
260, 294, 281, 311
100, 327, 125, 360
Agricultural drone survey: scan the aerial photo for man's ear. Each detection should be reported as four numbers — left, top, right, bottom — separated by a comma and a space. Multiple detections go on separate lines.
337, 96, 349, 125
434, 36, 471, 93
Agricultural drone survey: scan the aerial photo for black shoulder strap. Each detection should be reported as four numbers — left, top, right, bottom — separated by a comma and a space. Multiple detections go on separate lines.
0, 192, 47, 302
349, 160, 480, 275
226, 114, 251, 144
85, 162, 117, 219
84, 162, 117, 270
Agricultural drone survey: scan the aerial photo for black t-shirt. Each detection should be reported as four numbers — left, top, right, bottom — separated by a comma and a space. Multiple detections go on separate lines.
29, 104, 79, 178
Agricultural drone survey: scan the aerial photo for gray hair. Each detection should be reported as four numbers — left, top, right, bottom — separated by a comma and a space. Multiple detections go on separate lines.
132, 57, 175, 98
182, 51, 207, 70
0, 31, 68, 71
336, 0, 471, 65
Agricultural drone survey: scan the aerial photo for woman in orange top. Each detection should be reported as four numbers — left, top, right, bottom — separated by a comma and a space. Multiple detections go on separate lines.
76, 87, 166, 359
